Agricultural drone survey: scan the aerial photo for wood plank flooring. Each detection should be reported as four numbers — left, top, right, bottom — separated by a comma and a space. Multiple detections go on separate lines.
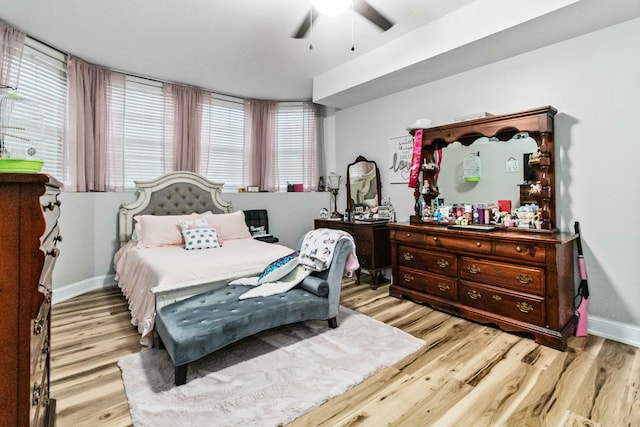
50, 278, 640, 427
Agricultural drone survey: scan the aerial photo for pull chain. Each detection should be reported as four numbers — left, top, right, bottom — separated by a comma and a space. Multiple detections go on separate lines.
350, 0, 355, 51
309, 7, 314, 50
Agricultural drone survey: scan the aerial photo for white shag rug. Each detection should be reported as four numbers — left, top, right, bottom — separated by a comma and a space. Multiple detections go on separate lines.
118, 306, 424, 427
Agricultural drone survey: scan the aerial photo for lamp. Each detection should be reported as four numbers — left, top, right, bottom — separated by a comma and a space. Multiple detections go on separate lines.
327, 172, 342, 218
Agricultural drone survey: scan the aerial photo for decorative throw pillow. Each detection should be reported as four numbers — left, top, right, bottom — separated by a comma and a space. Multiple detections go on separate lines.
182, 227, 221, 250
179, 217, 224, 244
257, 251, 300, 284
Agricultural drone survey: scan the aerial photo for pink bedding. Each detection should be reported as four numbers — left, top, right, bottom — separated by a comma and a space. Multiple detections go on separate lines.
114, 238, 294, 345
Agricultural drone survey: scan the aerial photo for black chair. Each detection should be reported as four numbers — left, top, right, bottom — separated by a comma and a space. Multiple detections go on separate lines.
243, 209, 279, 243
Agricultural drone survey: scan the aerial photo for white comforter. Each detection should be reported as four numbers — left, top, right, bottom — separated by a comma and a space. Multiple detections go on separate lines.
114, 238, 294, 345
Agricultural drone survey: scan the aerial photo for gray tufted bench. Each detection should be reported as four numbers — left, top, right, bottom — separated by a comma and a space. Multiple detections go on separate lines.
155, 238, 353, 385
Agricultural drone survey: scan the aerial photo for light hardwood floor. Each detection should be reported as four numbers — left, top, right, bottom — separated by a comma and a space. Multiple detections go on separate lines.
50, 278, 640, 427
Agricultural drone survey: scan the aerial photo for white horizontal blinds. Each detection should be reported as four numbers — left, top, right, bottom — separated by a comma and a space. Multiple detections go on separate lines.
276, 101, 313, 191
17, 39, 67, 179
123, 76, 167, 190
201, 94, 245, 191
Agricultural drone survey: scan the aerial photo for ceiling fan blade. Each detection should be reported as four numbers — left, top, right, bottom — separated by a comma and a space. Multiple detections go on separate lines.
292, 7, 320, 39
353, 0, 395, 31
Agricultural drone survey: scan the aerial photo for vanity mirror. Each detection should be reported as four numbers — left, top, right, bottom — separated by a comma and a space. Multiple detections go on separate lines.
410, 106, 557, 231
346, 155, 382, 213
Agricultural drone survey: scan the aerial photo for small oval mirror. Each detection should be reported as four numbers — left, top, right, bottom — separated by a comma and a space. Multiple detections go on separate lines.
346, 156, 381, 213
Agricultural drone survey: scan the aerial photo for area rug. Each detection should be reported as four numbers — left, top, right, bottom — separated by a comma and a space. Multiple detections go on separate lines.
118, 306, 424, 427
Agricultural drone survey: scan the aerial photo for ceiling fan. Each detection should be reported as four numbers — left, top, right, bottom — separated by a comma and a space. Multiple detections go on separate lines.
292, 0, 395, 39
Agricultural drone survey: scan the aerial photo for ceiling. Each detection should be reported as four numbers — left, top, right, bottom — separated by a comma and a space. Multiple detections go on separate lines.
2, 0, 640, 108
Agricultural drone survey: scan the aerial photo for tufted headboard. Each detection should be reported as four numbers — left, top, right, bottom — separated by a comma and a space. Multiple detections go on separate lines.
118, 171, 233, 245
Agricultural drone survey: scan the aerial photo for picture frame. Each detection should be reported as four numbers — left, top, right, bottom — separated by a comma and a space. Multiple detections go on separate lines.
247, 186, 259, 192
389, 135, 413, 184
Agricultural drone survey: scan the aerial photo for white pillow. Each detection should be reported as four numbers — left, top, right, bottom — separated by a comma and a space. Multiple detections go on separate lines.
182, 227, 221, 250
239, 266, 311, 300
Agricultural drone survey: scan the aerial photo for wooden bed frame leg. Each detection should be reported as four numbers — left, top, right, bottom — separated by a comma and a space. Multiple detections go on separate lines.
175, 364, 188, 386
328, 317, 338, 328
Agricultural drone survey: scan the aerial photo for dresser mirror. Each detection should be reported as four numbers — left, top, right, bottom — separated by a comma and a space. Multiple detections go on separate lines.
346, 155, 382, 212
411, 106, 557, 230
436, 135, 538, 205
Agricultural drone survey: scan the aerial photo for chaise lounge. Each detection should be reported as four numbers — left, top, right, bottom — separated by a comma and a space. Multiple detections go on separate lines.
155, 237, 354, 385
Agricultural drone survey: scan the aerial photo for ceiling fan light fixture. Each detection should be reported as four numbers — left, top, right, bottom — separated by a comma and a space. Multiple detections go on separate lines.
311, 0, 351, 16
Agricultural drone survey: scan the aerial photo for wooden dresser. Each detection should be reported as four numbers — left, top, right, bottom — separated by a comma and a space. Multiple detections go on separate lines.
0, 173, 61, 427
388, 223, 577, 350
314, 219, 391, 289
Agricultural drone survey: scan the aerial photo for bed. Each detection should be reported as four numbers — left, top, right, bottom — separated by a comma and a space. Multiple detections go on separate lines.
113, 171, 295, 345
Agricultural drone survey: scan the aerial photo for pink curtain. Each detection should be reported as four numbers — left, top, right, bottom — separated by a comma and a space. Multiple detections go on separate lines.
244, 99, 278, 191
164, 83, 206, 172
301, 102, 321, 191
65, 56, 125, 192
0, 21, 24, 92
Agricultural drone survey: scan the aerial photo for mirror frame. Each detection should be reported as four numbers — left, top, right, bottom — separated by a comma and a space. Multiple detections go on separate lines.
346, 155, 382, 213
410, 106, 557, 231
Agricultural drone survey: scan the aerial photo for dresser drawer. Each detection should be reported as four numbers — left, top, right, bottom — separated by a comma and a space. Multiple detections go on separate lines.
30, 302, 50, 376
30, 361, 50, 427
495, 241, 546, 263
425, 233, 492, 255
397, 267, 458, 300
398, 245, 457, 277
40, 187, 61, 239
460, 257, 544, 295
392, 229, 425, 245
460, 281, 545, 326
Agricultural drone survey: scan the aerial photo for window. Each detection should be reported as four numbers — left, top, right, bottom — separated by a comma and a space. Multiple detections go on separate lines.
123, 76, 167, 189
276, 102, 318, 191
16, 38, 67, 179
200, 95, 245, 191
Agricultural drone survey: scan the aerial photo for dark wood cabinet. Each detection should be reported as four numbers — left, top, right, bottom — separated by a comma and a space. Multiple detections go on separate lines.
314, 219, 391, 289
389, 223, 577, 350
0, 173, 60, 427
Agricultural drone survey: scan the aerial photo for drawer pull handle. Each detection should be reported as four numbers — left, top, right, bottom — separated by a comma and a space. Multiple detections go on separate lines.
467, 290, 481, 300
516, 246, 522, 253
466, 264, 481, 274
517, 302, 534, 313
516, 274, 533, 284
403, 252, 414, 261
32, 382, 41, 406
406, 233, 412, 238
433, 236, 439, 242
33, 318, 45, 335
492, 295, 502, 301
437, 259, 449, 268
43, 199, 61, 211
403, 274, 414, 283
47, 248, 60, 258
438, 283, 450, 292
476, 242, 481, 247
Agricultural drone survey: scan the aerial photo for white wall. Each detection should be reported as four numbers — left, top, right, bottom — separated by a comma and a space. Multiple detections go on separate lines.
329, 18, 640, 344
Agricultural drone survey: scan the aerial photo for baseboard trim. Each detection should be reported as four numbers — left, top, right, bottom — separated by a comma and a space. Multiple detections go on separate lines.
588, 315, 640, 348
52, 274, 117, 304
